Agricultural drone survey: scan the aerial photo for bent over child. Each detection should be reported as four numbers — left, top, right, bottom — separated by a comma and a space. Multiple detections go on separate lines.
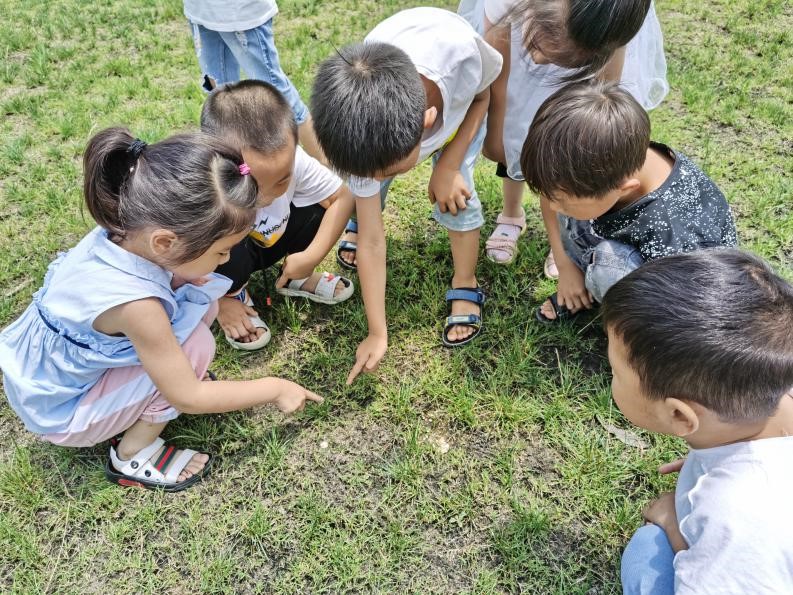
311, 7, 503, 380
602, 250, 793, 594
200, 80, 356, 350
0, 128, 322, 492
521, 81, 737, 323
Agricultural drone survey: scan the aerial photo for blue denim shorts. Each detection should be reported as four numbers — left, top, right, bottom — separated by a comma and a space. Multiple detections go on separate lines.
190, 19, 309, 124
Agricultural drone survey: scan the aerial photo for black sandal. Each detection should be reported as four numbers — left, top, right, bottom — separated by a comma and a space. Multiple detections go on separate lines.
442, 287, 486, 347
535, 293, 584, 324
336, 219, 358, 271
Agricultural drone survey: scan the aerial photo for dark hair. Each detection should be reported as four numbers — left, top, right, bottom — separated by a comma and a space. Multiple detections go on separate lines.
602, 249, 793, 422
508, 0, 651, 77
520, 80, 650, 200
83, 127, 257, 264
311, 42, 425, 177
200, 79, 298, 154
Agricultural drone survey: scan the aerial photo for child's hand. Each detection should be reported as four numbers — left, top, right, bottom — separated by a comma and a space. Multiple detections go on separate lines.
346, 333, 387, 385
277, 252, 316, 288
428, 166, 471, 215
274, 379, 324, 413
556, 261, 593, 312
642, 492, 688, 552
659, 458, 686, 474
218, 296, 260, 343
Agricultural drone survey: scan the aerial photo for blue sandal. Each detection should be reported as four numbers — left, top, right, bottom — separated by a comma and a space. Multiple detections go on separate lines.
336, 219, 358, 271
442, 287, 486, 347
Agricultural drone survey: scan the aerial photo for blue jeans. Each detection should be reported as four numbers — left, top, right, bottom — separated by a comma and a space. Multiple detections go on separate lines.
558, 215, 645, 303
621, 524, 675, 595
189, 19, 309, 124
351, 123, 486, 232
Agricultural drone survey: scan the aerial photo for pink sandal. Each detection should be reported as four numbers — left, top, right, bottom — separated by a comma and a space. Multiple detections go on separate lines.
485, 211, 527, 265
544, 249, 560, 279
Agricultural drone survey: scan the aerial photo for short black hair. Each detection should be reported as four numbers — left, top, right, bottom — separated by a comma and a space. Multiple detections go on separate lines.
311, 42, 425, 177
602, 249, 793, 422
521, 80, 650, 200
200, 79, 298, 154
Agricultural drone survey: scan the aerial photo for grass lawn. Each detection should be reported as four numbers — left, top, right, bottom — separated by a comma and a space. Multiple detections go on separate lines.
1, 0, 791, 592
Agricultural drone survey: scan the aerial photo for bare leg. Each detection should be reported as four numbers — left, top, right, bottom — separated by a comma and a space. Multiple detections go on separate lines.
501, 177, 525, 218
117, 420, 208, 482
447, 228, 481, 343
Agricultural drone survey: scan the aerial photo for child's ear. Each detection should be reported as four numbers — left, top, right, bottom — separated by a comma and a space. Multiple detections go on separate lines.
618, 177, 641, 195
149, 229, 178, 257
663, 398, 700, 437
423, 107, 438, 130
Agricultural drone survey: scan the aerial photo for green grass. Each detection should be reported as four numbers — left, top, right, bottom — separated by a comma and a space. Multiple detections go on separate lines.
0, 0, 791, 592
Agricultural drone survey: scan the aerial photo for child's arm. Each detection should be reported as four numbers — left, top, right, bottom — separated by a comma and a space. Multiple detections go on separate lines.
642, 492, 689, 553
277, 186, 356, 283
540, 197, 593, 311
346, 195, 387, 385
94, 299, 323, 413
429, 86, 491, 215
482, 18, 511, 164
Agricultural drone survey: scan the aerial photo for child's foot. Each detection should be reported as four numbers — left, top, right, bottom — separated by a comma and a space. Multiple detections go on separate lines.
443, 283, 486, 347
336, 219, 359, 270
278, 271, 354, 304
107, 437, 212, 491
485, 211, 526, 265
219, 289, 271, 350
338, 230, 357, 268
536, 293, 584, 324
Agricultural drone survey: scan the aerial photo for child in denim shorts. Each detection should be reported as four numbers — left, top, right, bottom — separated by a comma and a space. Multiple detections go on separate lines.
184, 0, 325, 161
522, 80, 737, 323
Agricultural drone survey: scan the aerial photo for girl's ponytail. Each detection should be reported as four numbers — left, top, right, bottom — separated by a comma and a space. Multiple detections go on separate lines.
83, 127, 139, 240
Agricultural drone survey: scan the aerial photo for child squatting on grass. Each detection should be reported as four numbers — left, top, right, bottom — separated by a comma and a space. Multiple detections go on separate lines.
602, 249, 793, 594
311, 7, 503, 379
522, 80, 737, 324
458, 0, 668, 272
0, 128, 322, 492
200, 80, 356, 351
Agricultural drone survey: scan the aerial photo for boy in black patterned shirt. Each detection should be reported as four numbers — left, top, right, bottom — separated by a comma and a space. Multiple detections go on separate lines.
522, 81, 737, 323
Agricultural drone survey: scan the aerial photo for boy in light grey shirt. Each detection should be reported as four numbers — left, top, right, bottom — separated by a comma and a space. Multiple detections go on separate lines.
601, 249, 793, 594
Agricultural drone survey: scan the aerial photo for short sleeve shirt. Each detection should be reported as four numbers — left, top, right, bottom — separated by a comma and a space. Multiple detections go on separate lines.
250, 147, 342, 247
673, 437, 793, 594
183, 0, 278, 32
348, 7, 503, 198
592, 143, 737, 261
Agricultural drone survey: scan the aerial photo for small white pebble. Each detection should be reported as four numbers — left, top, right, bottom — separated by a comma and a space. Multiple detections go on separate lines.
319, 440, 329, 449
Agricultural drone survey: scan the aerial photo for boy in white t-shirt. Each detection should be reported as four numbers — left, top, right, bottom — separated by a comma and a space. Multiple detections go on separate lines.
601, 249, 793, 595
201, 80, 355, 350
311, 7, 503, 381
184, 0, 325, 161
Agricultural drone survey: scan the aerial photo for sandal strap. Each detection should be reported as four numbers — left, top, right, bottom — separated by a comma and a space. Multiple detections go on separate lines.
345, 219, 358, 234
445, 314, 482, 327
163, 448, 199, 484
494, 212, 526, 230
485, 237, 520, 250
338, 240, 358, 252
446, 287, 486, 305
230, 288, 254, 307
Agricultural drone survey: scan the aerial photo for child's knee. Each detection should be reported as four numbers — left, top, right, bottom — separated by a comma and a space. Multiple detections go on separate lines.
181, 322, 217, 376
586, 240, 644, 302
621, 524, 675, 595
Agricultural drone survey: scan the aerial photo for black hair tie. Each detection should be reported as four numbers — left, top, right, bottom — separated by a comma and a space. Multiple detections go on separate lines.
127, 138, 148, 159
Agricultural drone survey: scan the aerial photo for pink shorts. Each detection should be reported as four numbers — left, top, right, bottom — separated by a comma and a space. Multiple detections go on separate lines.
42, 303, 218, 447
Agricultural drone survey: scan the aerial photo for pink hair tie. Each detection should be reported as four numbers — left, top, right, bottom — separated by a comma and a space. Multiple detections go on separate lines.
239, 163, 251, 176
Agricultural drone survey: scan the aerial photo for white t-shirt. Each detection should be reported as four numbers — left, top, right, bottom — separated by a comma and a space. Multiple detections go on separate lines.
349, 7, 503, 198
183, 0, 278, 32
459, 0, 667, 179
673, 436, 793, 594
249, 147, 342, 248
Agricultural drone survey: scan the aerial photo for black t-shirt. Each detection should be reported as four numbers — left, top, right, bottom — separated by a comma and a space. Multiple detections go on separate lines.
592, 143, 738, 261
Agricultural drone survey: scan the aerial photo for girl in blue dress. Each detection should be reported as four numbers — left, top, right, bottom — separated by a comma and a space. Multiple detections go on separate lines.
0, 128, 323, 492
